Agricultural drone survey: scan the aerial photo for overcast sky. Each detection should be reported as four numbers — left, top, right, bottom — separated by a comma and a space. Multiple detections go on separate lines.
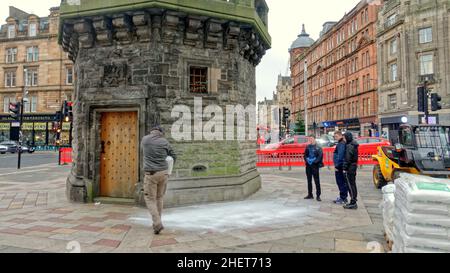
1, 0, 361, 103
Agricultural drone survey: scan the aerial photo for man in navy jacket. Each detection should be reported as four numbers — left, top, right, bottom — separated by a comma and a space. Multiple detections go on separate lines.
304, 135, 324, 202
333, 131, 348, 204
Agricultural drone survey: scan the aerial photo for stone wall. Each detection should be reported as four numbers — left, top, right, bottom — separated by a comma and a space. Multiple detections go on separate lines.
62, 9, 268, 206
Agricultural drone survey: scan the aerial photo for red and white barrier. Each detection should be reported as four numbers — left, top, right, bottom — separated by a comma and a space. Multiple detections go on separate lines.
256, 146, 380, 167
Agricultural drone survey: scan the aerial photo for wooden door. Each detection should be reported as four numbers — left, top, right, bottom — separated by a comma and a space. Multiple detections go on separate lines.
100, 111, 138, 198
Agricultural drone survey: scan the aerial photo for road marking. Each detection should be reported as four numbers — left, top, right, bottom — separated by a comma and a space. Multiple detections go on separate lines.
0, 168, 50, 177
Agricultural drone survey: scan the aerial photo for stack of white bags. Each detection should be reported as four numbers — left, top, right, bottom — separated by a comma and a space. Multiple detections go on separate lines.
380, 184, 396, 243
391, 173, 450, 253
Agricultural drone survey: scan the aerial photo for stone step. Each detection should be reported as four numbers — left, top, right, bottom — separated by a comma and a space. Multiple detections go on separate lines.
93, 197, 135, 206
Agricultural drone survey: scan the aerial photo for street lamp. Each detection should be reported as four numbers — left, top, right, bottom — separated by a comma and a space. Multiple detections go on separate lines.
303, 60, 308, 136
17, 68, 29, 169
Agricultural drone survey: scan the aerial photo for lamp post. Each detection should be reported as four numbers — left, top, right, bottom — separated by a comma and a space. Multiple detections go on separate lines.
18, 68, 29, 169
303, 60, 308, 136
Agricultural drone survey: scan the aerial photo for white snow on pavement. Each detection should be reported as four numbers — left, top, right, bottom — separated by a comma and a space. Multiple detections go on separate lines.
129, 199, 312, 232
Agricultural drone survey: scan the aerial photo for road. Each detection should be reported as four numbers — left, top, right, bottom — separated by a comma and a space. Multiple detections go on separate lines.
0, 152, 59, 170
0, 152, 66, 183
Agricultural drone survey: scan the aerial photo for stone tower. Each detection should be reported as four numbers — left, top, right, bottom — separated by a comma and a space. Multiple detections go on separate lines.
59, 0, 271, 207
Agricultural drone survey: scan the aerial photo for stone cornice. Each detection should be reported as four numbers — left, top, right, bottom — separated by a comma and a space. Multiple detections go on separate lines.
59, 0, 271, 47
60, 10, 268, 66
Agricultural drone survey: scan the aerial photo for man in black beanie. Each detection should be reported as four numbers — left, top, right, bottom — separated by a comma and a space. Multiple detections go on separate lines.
342, 132, 359, 209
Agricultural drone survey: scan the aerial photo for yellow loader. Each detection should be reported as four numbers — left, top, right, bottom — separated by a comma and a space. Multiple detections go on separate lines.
372, 124, 450, 189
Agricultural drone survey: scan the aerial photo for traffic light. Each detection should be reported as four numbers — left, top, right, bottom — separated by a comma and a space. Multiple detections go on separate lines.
417, 86, 428, 113
67, 101, 73, 119
283, 108, 290, 121
8, 102, 21, 120
431, 93, 442, 112
63, 101, 73, 122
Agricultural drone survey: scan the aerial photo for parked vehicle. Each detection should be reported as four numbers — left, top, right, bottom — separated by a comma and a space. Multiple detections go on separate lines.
356, 137, 391, 149
263, 135, 313, 154
0, 141, 35, 154
0, 144, 7, 154
316, 134, 336, 147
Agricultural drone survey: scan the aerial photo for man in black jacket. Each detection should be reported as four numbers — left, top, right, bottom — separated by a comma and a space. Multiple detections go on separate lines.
304, 135, 324, 202
342, 132, 359, 209
333, 131, 348, 204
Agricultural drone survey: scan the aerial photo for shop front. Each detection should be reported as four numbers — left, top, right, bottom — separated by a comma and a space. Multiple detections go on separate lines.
0, 114, 71, 149
359, 116, 378, 137
322, 118, 360, 135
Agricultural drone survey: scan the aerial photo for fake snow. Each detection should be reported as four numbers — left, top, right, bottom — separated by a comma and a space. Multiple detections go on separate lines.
129, 199, 313, 233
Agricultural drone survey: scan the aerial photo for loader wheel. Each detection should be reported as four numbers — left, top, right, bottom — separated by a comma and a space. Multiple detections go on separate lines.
373, 165, 387, 189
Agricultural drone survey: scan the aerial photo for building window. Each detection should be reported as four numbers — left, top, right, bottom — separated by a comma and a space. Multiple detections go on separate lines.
27, 47, 39, 62
66, 67, 74, 85
31, 96, 37, 113
365, 8, 369, 24
23, 95, 37, 113
4, 71, 16, 87
366, 51, 370, 67
8, 25, 15, 39
5, 48, 17, 63
25, 69, 38, 86
3, 97, 16, 113
189, 66, 208, 93
388, 94, 397, 110
390, 38, 397, 55
419, 27, 432, 44
390, 63, 398, 82
29, 23, 37, 37
419, 54, 434, 75
356, 78, 359, 94
386, 14, 397, 27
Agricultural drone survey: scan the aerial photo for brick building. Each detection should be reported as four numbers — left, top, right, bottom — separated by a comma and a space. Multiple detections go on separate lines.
290, 0, 382, 136
377, 0, 450, 136
0, 7, 74, 146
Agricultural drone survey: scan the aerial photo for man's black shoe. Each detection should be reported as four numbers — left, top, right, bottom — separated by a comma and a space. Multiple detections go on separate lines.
316, 197, 322, 202
304, 195, 314, 200
343, 203, 358, 210
154, 225, 164, 235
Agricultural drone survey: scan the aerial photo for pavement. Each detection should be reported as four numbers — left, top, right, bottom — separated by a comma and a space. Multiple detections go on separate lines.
0, 157, 387, 253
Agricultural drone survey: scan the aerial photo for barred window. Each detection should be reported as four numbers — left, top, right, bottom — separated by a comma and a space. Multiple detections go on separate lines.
189, 66, 208, 94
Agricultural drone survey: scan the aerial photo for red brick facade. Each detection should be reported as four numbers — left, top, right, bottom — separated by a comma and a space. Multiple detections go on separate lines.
291, 0, 381, 136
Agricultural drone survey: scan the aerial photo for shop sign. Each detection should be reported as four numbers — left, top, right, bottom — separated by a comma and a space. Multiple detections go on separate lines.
34, 123, 47, 130
62, 123, 71, 130
0, 123, 10, 130
22, 123, 34, 130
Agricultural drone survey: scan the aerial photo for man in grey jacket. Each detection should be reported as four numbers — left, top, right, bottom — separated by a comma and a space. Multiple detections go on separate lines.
141, 125, 176, 234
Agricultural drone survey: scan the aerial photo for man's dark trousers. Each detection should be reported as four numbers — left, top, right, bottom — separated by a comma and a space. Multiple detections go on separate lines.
345, 171, 358, 204
335, 170, 348, 200
306, 165, 321, 197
